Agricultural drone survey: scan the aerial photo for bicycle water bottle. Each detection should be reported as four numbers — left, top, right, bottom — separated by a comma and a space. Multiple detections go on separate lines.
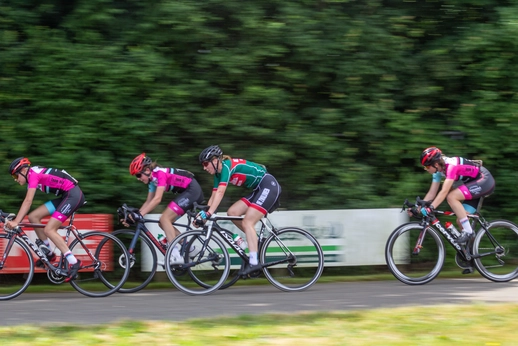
233, 233, 248, 250
445, 221, 461, 238
157, 234, 168, 249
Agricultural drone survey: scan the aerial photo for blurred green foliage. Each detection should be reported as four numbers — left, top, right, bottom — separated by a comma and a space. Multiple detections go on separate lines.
0, 0, 517, 222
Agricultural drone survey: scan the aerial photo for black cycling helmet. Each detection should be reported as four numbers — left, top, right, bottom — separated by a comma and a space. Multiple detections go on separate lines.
9, 157, 31, 175
420, 147, 442, 166
199, 145, 223, 163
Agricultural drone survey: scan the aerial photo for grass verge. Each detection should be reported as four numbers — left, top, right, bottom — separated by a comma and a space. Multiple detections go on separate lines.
0, 303, 515, 345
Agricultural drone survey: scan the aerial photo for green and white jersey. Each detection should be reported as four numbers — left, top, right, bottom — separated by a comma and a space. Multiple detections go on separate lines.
213, 159, 266, 190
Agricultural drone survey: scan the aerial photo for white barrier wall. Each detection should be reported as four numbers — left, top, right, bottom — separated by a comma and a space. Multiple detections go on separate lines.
143, 208, 408, 271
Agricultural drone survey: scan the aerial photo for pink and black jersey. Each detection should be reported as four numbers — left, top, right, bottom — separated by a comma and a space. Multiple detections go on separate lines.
148, 167, 194, 193
27, 166, 78, 195
432, 156, 480, 183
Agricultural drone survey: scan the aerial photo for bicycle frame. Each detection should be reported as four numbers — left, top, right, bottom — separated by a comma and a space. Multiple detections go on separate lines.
197, 215, 290, 270
1, 213, 99, 278
410, 205, 503, 263
123, 215, 195, 257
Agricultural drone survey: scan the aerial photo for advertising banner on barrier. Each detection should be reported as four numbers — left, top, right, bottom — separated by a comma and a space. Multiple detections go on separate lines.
143, 208, 408, 271
0, 214, 112, 273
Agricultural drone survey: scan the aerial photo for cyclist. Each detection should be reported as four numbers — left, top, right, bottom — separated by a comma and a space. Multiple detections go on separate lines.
419, 147, 495, 245
128, 153, 204, 263
196, 145, 282, 275
6, 157, 85, 282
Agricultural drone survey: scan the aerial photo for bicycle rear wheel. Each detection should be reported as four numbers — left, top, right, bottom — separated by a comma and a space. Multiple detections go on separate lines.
260, 227, 324, 292
0, 234, 34, 300
69, 231, 130, 297
385, 222, 445, 285
165, 230, 230, 295
112, 229, 158, 293
473, 219, 518, 282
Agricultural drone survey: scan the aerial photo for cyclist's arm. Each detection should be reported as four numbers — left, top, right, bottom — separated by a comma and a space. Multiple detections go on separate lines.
9, 187, 37, 227
207, 185, 227, 215
140, 188, 164, 216
430, 178, 454, 209
423, 181, 441, 202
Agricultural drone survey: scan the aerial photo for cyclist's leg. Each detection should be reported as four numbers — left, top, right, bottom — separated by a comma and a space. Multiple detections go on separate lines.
29, 202, 56, 267
446, 189, 469, 228
159, 207, 181, 240
455, 168, 496, 231
43, 218, 66, 248
232, 174, 282, 260
28, 202, 53, 241
44, 186, 85, 280
161, 180, 204, 241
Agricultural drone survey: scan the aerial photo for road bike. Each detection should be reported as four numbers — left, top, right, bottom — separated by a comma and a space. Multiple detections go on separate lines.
385, 196, 518, 285
113, 204, 196, 293
0, 210, 130, 300
164, 205, 325, 295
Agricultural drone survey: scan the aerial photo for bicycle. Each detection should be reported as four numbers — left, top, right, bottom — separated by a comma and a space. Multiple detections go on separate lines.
0, 210, 131, 300
385, 196, 518, 285
164, 205, 325, 295
113, 204, 197, 293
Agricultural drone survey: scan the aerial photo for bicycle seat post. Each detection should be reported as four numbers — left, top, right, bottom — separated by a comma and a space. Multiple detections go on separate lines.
68, 212, 76, 226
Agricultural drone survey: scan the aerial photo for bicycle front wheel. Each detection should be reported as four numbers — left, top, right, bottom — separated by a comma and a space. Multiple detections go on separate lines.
260, 227, 324, 292
473, 219, 518, 282
112, 229, 158, 293
69, 231, 130, 297
385, 222, 445, 285
186, 230, 243, 290
0, 234, 34, 300
165, 230, 230, 295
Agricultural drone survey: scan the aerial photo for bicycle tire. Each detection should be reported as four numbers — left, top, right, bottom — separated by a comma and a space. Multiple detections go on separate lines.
0, 234, 34, 300
260, 227, 324, 292
112, 229, 158, 293
472, 219, 518, 282
186, 230, 243, 290
68, 231, 131, 297
385, 222, 445, 285
165, 230, 230, 295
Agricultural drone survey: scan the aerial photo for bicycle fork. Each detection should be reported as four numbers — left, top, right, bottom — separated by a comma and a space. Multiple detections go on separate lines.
0, 233, 17, 270
412, 226, 429, 255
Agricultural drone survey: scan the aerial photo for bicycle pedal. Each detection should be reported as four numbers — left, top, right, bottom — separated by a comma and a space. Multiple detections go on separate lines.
462, 267, 474, 275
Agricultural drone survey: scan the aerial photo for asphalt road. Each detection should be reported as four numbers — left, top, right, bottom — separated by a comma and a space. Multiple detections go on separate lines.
2, 278, 518, 326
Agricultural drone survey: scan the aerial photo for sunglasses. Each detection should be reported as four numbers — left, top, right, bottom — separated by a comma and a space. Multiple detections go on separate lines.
202, 161, 210, 167
11, 173, 18, 179
135, 171, 148, 178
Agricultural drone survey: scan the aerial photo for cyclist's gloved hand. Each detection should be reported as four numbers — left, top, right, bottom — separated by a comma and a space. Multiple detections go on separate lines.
420, 205, 434, 217
193, 210, 211, 227
125, 208, 142, 225
407, 207, 419, 218
199, 210, 211, 220
131, 210, 143, 221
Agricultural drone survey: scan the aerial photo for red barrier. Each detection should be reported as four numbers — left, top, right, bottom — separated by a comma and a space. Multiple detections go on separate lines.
0, 214, 113, 273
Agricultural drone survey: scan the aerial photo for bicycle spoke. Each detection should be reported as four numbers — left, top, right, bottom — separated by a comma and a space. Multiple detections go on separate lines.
385, 222, 445, 285
68, 232, 130, 297
261, 227, 324, 292
165, 231, 230, 295
0, 234, 34, 300
473, 219, 518, 282
112, 229, 158, 293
